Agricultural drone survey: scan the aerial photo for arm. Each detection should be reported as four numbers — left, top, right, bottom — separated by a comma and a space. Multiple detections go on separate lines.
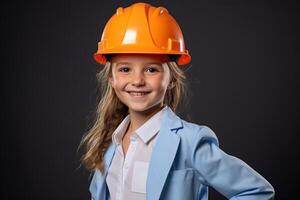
191, 126, 275, 200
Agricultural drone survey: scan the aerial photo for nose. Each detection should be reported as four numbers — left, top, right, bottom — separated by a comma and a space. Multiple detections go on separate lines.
131, 71, 145, 87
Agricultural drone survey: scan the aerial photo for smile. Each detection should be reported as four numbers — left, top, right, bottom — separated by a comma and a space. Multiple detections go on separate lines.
127, 91, 150, 97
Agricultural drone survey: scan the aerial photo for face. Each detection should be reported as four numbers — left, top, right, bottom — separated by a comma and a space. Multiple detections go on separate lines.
109, 54, 171, 114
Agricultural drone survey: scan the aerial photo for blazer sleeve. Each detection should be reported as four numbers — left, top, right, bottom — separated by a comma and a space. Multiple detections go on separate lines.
191, 126, 275, 200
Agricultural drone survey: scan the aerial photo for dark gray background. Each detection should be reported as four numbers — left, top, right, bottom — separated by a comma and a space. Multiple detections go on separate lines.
1, 0, 299, 199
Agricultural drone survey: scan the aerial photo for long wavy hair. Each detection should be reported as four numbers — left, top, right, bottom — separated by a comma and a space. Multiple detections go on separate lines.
79, 60, 187, 173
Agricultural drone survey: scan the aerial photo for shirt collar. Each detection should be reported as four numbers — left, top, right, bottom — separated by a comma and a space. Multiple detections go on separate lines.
111, 115, 130, 145
136, 105, 167, 144
111, 105, 168, 145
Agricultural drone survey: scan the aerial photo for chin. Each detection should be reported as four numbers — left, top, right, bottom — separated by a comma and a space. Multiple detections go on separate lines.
127, 105, 150, 112
127, 102, 163, 113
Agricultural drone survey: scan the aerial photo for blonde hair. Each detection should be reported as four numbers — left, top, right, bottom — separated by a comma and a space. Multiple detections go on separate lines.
79, 60, 187, 173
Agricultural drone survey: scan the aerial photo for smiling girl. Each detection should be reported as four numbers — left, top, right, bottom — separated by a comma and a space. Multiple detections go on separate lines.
80, 2, 275, 200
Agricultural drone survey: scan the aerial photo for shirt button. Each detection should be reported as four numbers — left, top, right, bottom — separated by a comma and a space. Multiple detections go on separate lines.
131, 134, 137, 141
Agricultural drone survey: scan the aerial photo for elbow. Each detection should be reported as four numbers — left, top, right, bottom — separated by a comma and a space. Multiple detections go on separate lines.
231, 182, 275, 200
265, 183, 275, 200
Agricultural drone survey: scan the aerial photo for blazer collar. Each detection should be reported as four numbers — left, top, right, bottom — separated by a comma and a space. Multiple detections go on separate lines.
94, 142, 117, 200
161, 106, 183, 131
146, 107, 183, 200
104, 142, 117, 171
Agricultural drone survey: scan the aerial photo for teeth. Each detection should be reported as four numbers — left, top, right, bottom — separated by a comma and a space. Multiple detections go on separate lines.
129, 92, 148, 96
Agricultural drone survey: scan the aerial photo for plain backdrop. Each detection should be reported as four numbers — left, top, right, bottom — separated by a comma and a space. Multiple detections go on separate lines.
1, 0, 299, 199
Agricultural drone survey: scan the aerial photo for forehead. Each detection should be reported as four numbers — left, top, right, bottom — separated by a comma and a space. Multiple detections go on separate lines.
110, 54, 170, 64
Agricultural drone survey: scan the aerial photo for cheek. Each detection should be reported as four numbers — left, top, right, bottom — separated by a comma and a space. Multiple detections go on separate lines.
151, 76, 169, 92
111, 75, 126, 89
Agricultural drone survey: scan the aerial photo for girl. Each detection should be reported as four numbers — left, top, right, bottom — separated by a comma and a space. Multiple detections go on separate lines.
80, 2, 275, 200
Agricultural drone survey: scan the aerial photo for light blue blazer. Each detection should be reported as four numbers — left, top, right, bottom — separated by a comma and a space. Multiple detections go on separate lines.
89, 107, 275, 200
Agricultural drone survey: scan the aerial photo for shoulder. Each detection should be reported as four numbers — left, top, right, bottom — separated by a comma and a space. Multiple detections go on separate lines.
163, 107, 219, 146
177, 118, 219, 147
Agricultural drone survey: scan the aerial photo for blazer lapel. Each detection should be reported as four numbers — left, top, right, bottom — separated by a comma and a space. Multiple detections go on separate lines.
104, 142, 117, 170
96, 142, 117, 199
146, 107, 183, 200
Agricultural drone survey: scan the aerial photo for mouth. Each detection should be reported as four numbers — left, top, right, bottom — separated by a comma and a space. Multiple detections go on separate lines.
127, 91, 151, 97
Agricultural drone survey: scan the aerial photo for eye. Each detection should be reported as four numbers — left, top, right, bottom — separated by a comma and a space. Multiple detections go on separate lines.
146, 66, 159, 73
118, 66, 130, 72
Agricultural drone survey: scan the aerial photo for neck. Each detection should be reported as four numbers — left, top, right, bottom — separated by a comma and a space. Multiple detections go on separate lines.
128, 104, 165, 134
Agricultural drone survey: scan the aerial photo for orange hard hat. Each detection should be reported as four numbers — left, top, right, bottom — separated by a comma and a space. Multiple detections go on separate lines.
94, 2, 191, 66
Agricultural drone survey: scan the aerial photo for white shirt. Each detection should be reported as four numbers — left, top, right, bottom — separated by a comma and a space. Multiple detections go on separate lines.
106, 106, 167, 200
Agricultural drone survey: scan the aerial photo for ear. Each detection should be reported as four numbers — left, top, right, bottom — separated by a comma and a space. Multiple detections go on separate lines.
167, 81, 175, 90
108, 76, 114, 87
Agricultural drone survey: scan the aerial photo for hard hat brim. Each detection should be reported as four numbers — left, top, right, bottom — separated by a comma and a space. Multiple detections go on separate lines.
94, 52, 191, 66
